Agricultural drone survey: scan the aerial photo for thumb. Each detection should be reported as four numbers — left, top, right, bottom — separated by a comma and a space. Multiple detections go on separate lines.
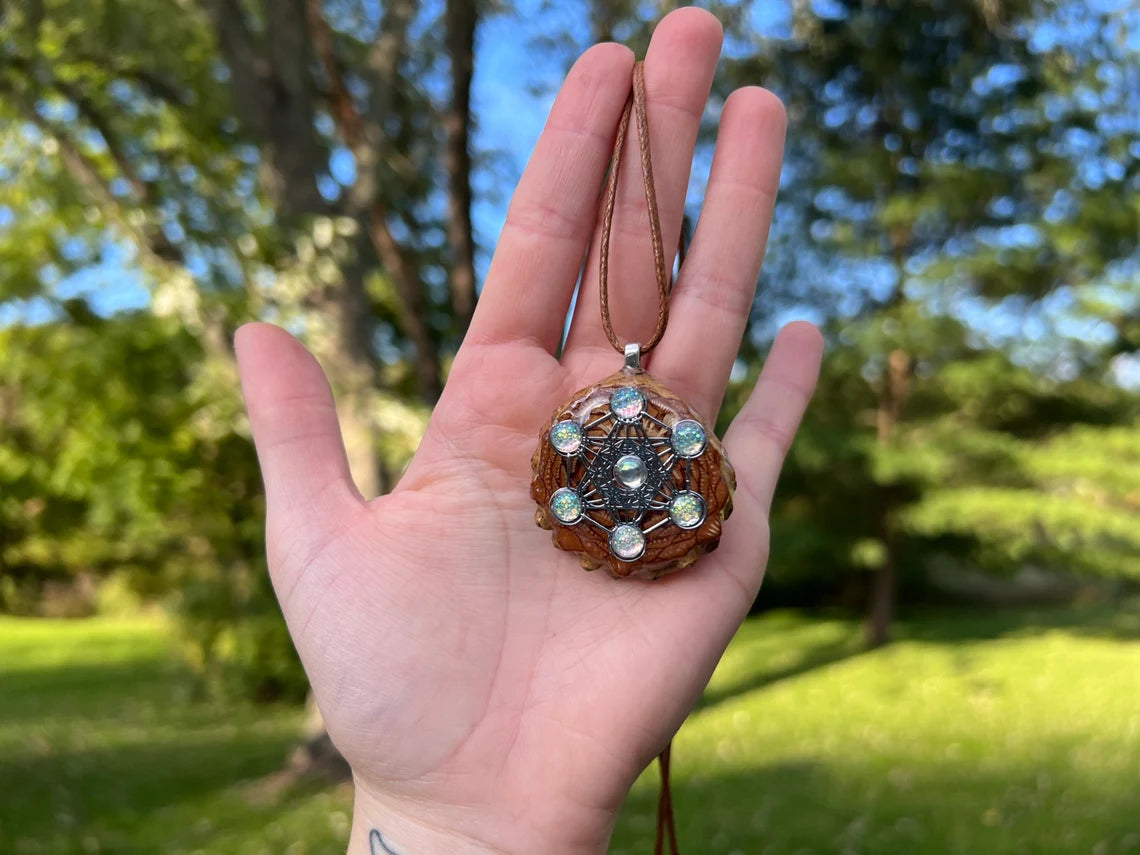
235, 322, 362, 541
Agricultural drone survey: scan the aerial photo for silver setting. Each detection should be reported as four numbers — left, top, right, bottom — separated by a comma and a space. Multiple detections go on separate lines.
547, 364, 715, 562
623, 342, 643, 373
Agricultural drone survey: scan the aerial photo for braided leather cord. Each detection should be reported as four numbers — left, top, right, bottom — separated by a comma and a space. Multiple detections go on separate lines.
598, 61, 672, 356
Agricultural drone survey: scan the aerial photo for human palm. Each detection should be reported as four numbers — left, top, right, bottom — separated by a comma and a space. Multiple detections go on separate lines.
235, 9, 822, 854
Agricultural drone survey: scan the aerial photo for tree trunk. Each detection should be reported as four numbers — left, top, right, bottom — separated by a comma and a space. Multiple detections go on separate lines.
205, 0, 328, 216
302, 0, 443, 402
287, 694, 351, 780
590, 0, 634, 42
314, 257, 386, 498
865, 347, 911, 648
443, 0, 478, 334
865, 529, 897, 648
365, 213, 444, 402
205, 0, 390, 782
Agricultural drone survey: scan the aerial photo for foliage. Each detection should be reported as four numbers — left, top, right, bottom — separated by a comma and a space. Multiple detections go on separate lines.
903, 424, 1140, 579
753, 0, 1140, 308
722, 0, 1140, 629
764, 314, 1140, 595
4, 608, 1140, 852
0, 0, 444, 698
2, 0, 1140, 698
0, 309, 312, 698
0, 0, 263, 311
0, 310, 211, 606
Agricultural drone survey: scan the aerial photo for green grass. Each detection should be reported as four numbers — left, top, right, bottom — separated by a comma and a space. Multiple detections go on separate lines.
0, 617, 350, 854
615, 604, 1140, 854
3, 605, 1140, 854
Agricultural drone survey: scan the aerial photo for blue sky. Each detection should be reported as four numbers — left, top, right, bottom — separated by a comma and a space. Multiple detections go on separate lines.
470, 0, 788, 279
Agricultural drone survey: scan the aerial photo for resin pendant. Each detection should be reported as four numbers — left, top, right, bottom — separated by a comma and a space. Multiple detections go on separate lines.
531, 349, 735, 579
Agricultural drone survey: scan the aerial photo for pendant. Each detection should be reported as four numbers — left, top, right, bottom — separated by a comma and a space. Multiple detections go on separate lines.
531, 344, 735, 579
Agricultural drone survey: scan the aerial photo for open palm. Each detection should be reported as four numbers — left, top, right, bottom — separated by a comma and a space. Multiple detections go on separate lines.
235, 9, 822, 854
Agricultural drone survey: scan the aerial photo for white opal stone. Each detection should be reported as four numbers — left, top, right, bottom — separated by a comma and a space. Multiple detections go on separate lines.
549, 488, 582, 524
609, 386, 645, 421
550, 420, 583, 455
670, 419, 707, 458
609, 524, 646, 561
669, 491, 706, 530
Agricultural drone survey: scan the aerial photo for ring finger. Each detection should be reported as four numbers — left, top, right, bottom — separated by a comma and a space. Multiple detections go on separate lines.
648, 85, 787, 421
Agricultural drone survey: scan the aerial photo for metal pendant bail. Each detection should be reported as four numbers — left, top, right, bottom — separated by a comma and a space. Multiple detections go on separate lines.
623, 342, 643, 374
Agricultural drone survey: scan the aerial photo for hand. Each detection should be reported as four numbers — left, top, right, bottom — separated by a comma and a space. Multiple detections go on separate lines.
235, 8, 822, 854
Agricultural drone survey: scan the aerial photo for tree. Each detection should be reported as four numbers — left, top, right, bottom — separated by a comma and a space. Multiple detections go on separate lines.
0, 307, 315, 693
1, 0, 482, 479
733, 0, 1140, 644
0, 0, 484, 774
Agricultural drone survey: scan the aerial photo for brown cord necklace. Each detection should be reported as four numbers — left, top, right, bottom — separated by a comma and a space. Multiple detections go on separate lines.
598, 62, 671, 357
529, 61, 737, 855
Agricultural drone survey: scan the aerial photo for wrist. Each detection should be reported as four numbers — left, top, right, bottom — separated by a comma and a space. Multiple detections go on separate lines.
347, 786, 500, 855
346, 778, 613, 855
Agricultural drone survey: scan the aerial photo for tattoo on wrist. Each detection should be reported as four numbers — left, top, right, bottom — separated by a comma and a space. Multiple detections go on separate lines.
370, 829, 403, 855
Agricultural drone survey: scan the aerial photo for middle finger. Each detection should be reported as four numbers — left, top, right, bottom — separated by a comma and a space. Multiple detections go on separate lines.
561, 7, 723, 380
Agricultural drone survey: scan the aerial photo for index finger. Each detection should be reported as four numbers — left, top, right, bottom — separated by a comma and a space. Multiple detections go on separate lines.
462, 43, 634, 355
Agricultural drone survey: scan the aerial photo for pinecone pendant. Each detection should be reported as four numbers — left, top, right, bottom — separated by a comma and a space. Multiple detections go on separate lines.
531, 353, 735, 579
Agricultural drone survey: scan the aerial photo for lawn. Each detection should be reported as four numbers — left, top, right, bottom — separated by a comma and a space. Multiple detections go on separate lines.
2, 604, 1139, 854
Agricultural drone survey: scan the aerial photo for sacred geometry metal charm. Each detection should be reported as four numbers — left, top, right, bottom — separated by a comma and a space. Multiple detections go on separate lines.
531, 362, 735, 579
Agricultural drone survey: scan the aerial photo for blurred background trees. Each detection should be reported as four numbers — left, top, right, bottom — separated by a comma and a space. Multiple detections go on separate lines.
729, 0, 1140, 644
1, 0, 1138, 737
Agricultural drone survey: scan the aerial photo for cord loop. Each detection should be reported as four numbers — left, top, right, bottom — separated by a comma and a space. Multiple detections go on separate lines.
598, 61, 671, 356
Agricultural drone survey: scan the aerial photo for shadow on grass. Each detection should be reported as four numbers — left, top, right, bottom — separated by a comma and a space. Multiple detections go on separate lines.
696, 633, 864, 713
898, 598, 1140, 645
613, 741, 1140, 855
0, 726, 299, 838
0, 658, 186, 727
0, 621, 308, 850
694, 600, 1140, 752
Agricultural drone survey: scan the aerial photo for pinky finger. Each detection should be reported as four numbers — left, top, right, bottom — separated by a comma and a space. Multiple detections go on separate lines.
716, 322, 823, 587
725, 322, 823, 513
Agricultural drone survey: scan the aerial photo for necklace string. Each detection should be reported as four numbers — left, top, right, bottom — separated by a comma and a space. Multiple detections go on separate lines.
654, 740, 680, 855
601, 63, 684, 855
599, 61, 672, 356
